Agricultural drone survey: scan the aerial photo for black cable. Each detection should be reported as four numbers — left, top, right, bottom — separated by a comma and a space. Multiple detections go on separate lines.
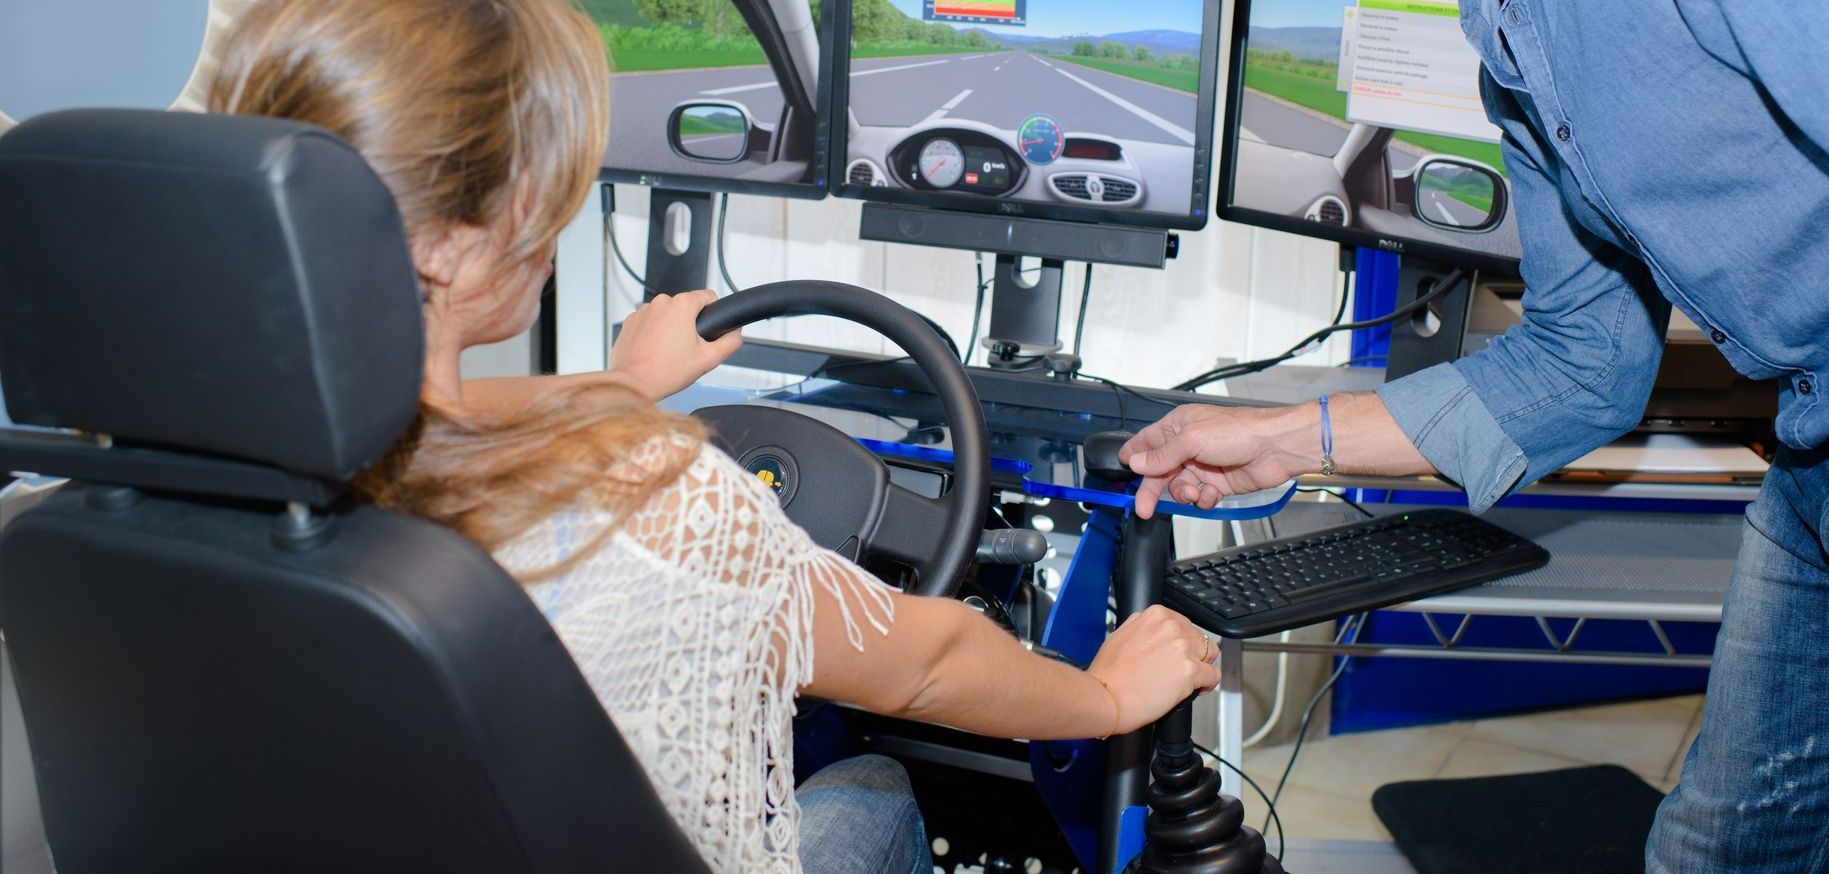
601, 185, 658, 297
1175, 268, 1468, 392
918, 314, 962, 360
1336, 355, 1388, 368
1072, 263, 1094, 358
1179, 269, 1458, 390
1296, 487, 1376, 519
1193, 741, 1285, 862
1328, 269, 1351, 327
966, 255, 988, 365
1079, 373, 1127, 426
600, 213, 643, 312
1266, 612, 1369, 831
715, 192, 742, 295
1077, 371, 1182, 428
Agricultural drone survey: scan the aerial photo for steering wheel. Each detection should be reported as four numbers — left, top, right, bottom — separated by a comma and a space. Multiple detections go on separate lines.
695, 280, 989, 598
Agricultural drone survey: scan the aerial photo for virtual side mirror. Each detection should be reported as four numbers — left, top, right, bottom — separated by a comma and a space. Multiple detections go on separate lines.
668, 100, 757, 164
1412, 157, 1506, 232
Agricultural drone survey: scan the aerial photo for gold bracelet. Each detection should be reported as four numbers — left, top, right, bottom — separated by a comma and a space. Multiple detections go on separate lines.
1090, 672, 1121, 740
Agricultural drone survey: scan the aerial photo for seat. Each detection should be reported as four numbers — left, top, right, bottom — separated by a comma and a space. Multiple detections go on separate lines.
0, 109, 711, 873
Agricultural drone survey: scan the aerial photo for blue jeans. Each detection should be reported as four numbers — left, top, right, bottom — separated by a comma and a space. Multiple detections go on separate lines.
1648, 445, 1829, 872
798, 754, 931, 874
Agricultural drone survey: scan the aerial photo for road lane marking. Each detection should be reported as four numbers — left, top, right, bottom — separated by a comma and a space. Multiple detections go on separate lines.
1432, 197, 1458, 224
701, 80, 777, 96
1053, 67, 1194, 144
851, 59, 954, 78
923, 89, 975, 123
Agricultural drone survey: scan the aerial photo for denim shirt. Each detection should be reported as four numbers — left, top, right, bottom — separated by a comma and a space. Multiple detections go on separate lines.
1376, 0, 1829, 511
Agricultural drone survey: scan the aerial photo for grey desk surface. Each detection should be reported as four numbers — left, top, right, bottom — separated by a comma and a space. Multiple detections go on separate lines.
1218, 362, 1389, 405
1264, 502, 1741, 623
1401, 506, 1739, 622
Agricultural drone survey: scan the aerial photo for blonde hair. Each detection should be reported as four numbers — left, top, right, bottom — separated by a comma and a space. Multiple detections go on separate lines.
209, 0, 605, 261
210, 0, 703, 572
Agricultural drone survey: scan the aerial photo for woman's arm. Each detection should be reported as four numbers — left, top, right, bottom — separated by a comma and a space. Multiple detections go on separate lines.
803, 588, 1219, 741
632, 447, 1220, 742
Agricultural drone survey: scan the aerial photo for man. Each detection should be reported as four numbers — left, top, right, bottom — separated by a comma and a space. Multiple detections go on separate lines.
1122, 2, 1829, 870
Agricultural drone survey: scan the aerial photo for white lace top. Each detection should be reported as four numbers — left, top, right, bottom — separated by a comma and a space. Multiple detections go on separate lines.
492, 438, 898, 874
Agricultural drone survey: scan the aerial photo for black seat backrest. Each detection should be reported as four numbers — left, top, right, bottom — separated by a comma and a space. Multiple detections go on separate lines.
0, 110, 710, 873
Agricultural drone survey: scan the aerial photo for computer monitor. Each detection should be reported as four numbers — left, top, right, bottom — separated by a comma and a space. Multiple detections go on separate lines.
1217, 0, 1521, 274
588, 0, 834, 199
831, 0, 1223, 230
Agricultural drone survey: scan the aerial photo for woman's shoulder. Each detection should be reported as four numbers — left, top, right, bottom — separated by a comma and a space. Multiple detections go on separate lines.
622, 436, 781, 517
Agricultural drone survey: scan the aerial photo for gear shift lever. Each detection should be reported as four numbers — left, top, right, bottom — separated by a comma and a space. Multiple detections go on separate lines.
1081, 431, 1285, 874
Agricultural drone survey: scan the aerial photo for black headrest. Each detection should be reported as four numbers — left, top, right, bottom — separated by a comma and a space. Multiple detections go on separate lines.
0, 109, 423, 484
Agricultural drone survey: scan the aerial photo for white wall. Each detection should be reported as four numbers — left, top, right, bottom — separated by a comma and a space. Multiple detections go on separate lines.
571, 188, 1353, 391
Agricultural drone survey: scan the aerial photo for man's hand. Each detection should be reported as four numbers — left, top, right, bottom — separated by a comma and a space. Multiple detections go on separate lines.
610, 290, 742, 401
1119, 404, 1316, 519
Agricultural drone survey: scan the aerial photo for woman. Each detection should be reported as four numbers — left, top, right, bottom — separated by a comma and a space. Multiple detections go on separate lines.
208, 2, 1223, 872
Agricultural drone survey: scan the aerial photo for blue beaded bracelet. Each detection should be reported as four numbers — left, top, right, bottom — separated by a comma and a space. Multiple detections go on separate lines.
1319, 395, 1336, 476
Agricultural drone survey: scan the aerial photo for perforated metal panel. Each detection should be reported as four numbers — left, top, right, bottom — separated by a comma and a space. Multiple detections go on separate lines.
1480, 510, 1740, 593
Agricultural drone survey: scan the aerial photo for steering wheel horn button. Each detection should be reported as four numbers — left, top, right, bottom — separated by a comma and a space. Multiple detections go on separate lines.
739, 448, 799, 507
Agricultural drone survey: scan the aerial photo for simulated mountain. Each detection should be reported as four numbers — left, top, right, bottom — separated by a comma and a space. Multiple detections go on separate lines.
1246, 26, 1342, 62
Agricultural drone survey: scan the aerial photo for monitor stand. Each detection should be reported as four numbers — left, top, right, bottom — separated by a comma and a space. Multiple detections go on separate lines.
856, 203, 1175, 373
1383, 256, 1479, 381
641, 187, 715, 299
982, 253, 1066, 369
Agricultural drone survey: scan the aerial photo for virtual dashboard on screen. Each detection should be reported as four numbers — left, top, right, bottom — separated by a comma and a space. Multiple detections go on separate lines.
1228, 0, 1523, 263
846, 0, 1207, 219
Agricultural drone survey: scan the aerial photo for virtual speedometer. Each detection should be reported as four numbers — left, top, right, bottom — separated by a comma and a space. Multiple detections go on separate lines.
918, 138, 965, 188
1018, 115, 1064, 165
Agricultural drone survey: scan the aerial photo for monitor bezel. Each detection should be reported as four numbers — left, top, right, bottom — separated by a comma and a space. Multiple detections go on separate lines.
1216, 0, 1522, 276
596, 0, 836, 201
828, 0, 1223, 231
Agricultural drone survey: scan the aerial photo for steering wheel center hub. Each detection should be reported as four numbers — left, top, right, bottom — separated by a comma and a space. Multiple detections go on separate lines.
737, 448, 798, 507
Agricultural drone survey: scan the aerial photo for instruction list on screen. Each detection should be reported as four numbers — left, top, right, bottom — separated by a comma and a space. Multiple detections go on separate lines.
1339, 0, 1501, 144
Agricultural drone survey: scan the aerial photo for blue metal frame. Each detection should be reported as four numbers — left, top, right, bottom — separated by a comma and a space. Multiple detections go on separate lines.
1350, 248, 1401, 366
1030, 507, 1122, 871
856, 437, 1302, 522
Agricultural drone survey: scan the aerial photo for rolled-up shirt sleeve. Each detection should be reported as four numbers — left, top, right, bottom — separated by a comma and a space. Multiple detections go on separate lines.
1377, 73, 1669, 512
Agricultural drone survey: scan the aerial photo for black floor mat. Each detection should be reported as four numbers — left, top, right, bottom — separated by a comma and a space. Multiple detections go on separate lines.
1371, 764, 1665, 874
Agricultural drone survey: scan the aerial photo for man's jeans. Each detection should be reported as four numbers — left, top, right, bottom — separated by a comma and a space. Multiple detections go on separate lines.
1649, 445, 1829, 872
798, 754, 931, 874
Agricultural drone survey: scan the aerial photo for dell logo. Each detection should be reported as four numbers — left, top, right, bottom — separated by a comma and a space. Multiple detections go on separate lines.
998, 203, 1025, 215
1377, 238, 1406, 253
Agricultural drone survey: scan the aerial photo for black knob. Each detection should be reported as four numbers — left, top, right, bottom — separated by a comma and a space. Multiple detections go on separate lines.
976, 529, 1049, 565
1082, 430, 1136, 482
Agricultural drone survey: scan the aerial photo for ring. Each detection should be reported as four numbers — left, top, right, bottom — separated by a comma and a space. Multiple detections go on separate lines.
1199, 636, 1213, 663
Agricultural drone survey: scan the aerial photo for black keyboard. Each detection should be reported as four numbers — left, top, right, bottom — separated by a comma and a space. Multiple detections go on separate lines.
1165, 509, 1549, 638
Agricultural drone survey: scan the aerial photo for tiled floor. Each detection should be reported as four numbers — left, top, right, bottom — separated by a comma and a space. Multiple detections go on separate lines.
1238, 694, 1705, 843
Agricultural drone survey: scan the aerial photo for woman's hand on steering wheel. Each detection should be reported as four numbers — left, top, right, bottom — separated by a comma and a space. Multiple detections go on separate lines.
1086, 605, 1223, 736
611, 290, 743, 401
